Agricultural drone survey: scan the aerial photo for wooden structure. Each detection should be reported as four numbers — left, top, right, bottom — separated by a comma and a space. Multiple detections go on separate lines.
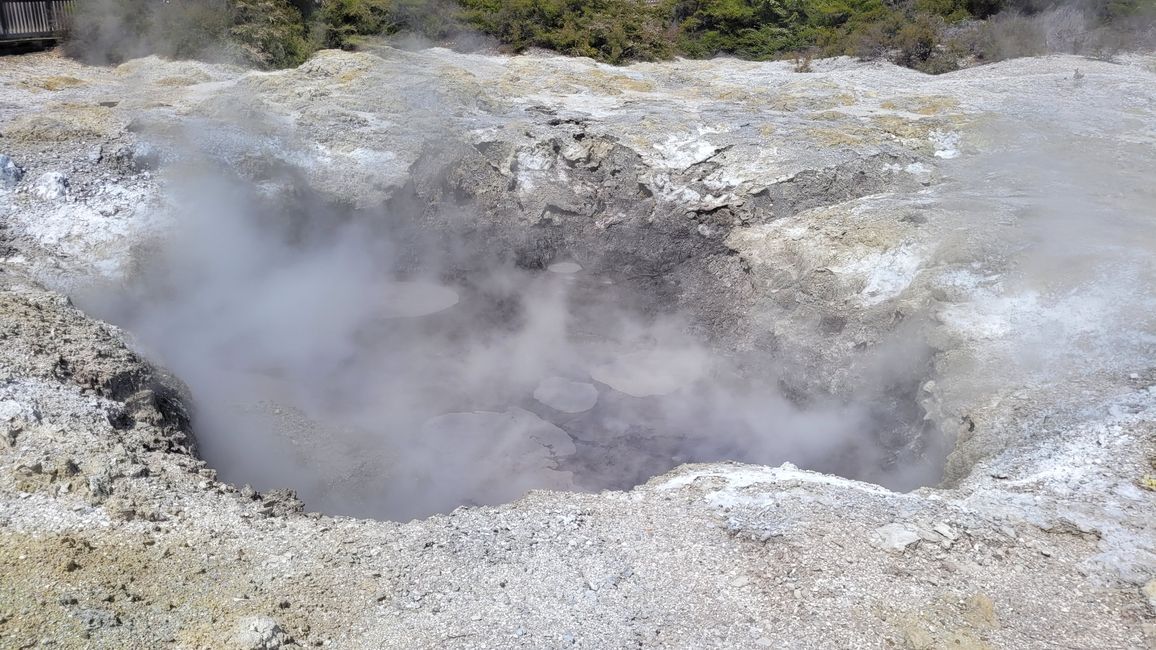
0, 0, 74, 44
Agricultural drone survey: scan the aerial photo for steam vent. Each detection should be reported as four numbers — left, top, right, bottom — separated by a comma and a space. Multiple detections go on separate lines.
1, 32, 1155, 650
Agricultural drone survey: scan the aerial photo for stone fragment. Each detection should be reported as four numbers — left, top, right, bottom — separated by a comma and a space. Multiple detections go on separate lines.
230, 616, 295, 650
31, 172, 69, 200
916, 526, 942, 543
0, 154, 23, 188
873, 523, 921, 553
933, 523, 958, 540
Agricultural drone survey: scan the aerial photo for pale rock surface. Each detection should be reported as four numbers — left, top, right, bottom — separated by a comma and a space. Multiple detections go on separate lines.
0, 47, 1153, 649
873, 523, 922, 553
230, 616, 297, 650
30, 171, 68, 200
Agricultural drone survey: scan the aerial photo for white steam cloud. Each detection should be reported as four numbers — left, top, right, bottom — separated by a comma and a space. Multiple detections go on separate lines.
77, 141, 912, 520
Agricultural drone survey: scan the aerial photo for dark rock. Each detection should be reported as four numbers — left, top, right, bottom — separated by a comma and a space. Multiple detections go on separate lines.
0, 155, 24, 189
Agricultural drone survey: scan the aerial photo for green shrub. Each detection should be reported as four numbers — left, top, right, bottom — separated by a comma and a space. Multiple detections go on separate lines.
316, 0, 397, 49
894, 14, 938, 66
672, 0, 812, 58
842, 9, 902, 57
803, 0, 887, 28
915, 0, 970, 21
230, 0, 312, 67
391, 0, 468, 39
61, 0, 1154, 73
966, 0, 1004, 18
459, 0, 673, 63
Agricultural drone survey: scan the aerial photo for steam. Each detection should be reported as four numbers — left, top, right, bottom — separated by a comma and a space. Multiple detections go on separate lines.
63, 0, 240, 66
72, 127, 922, 520
60, 0, 496, 69
974, 1, 1156, 60
937, 114, 1156, 383
59, 21, 1153, 522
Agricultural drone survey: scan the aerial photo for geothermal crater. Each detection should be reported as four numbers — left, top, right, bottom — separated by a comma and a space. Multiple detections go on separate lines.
1, 47, 1154, 649
93, 164, 941, 520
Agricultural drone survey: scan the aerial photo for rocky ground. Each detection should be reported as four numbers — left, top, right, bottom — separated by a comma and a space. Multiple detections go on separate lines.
0, 46, 1154, 648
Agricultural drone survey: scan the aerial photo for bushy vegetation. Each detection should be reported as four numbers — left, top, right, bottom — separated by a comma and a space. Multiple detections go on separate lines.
316, 0, 396, 48
230, 0, 312, 67
458, 0, 675, 63
396, 0, 1155, 71
64, 0, 1156, 72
